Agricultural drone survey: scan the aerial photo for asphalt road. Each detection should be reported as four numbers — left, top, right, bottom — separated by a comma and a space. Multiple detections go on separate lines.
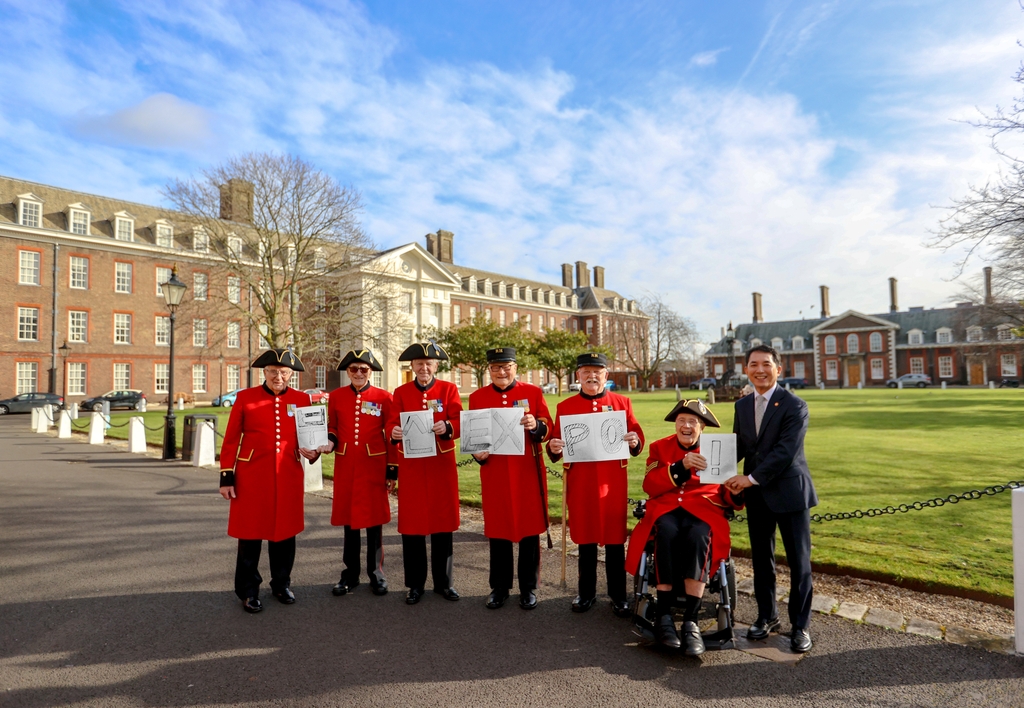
2, 417, 1023, 707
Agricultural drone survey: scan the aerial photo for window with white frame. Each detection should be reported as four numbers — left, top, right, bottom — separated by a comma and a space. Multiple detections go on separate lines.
315, 327, 326, 349
115, 262, 132, 293
155, 267, 172, 296
750, 338, 762, 348
714, 363, 724, 376
68, 311, 88, 343
966, 326, 983, 342
792, 336, 805, 351
193, 273, 208, 301
154, 363, 169, 394
372, 370, 383, 388
227, 322, 241, 348
16, 362, 37, 394
1002, 353, 1017, 376
255, 369, 264, 386
192, 364, 207, 393
824, 335, 836, 355
401, 291, 413, 314
192, 229, 209, 253
316, 365, 326, 389
910, 357, 924, 374
846, 333, 859, 353
938, 356, 953, 378
869, 332, 883, 352
227, 364, 240, 391
550, 316, 556, 330
997, 326, 1014, 342
115, 217, 134, 242
226, 236, 242, 258
871, 358, 884, 379
825, 360, 838, 380
258, 324, 269, 349
499, 310, 506, 325
67, 362, 86, 395
908, 330, 923, 345
485, 308, 493, 322
18, 307, 39, 340
514, 312, 521, 324
19, 199, 41, 228
793, 361, 805, 378
70, 256, 88, 289
155, 222, 174, 248
228, 277, 241, 304
193, 319, 207, 347
936, 328, 952, 344
114, 363, 131, 389
114, 313, 132, 344
155, 316, 170, 346
69, 208, 90, 235
314, 249, 327, 271
313, 287, 325, 311
19, 251, 41, 285
525, 314, 532, 330
771, 337, 783, 350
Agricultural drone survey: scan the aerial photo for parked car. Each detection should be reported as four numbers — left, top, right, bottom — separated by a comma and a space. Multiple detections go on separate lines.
303, 388, 330, 404
604, 381, 616, 390
212, 389, 242, 407
689, 377, 717, 390
886, 373, 931, 388
568, 382, 582, 392
0, 392, 65, 415
779, 377, 809, 389
541, 382, 558, 394
81, 389, 147, 411
998, 378, 1020, 388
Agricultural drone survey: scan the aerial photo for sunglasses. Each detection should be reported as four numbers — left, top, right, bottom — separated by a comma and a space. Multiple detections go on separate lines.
348, 366, 372, 374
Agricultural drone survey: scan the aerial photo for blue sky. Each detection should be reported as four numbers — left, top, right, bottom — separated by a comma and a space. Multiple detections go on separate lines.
1, 0, 1022, 340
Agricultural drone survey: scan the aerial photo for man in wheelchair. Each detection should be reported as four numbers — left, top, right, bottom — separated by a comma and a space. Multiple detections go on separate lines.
625, 399, 744, 655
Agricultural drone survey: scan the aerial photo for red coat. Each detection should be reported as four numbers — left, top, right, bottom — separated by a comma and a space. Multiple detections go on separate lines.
469, 381, 552, 541
625, 435, 744, 575
219, 385, 312, 542
326, 383, 393, 529
547, 391, 645, 546
386, 377, 462, 535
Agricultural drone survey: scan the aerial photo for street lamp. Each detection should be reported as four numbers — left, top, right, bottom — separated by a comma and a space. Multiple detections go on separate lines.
723, 322, 736, 387
161, 267, 188, 460
59, 340, 70, 406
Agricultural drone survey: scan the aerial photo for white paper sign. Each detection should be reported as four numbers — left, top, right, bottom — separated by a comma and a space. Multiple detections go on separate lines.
295, 405, 328, 450
303, 455, 324, 492
460, 408, 526, 455
697, 434, 738, 485
401, 410, 437, 459
560, 410, 629, 463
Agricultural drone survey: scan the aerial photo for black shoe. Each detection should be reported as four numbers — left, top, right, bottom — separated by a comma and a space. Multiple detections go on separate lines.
571, 595, 596, 613
272, 588, 295, 604
681, 621, 706, 657
242, 597, 263, 614
519, 591, 538, 610
746, 616, 781, 641
611, 599, 632, 618
434, 587, 460, 601
370, 580, 388, 596
486, 590, 509, 609
791, 628, 813, 653
654, 614, 681, 649
406, 588, 424, 605
332, 579, 358, 596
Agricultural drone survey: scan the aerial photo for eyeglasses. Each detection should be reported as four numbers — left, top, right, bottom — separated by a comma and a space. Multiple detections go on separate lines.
489, 364, 515, 373
264, 370, 289, 378
348, 366, 372, 374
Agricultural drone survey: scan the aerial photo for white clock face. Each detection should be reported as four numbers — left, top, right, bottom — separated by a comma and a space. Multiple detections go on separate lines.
402, 262, 411, 273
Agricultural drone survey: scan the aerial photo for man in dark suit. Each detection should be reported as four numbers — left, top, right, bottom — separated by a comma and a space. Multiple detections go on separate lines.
724, 344, 817, 653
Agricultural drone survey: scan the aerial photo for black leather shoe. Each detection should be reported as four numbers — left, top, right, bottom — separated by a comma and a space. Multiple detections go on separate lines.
791, 628, 813, 653
571, 595, 596, 613
519, 591, 538, 610
370, 580, 388, 596
611, 599, 632, 618
681, 621, 706, 657
746, 616, 781, 640
434, 587, 460, 601
406, 588, 424, 605
272, 588, 295, 604
654, 614, 681, 649
332, 579, 358, 596
486, 590, 509, 609
242, 597, 263, 614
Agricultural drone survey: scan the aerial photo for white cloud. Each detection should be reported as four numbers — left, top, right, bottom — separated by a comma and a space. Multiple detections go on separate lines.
688, 48, 727, 68
75, 94, 213, 150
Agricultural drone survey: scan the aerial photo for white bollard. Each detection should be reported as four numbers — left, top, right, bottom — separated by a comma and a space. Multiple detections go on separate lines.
70, 402, 79, 420
128, 416, 147, 453
1013, 488, 1024, 654
990, 380, 996, 389
30, 407, 40, 430
303, 455, 324, 492
34, 408, 48, 433
818, 382, 824, 390
192, 420, 216, 467
58, 409, 72, 439
857, 381, 863, 390
898, 381, 903, 389
786, 383, 791, 391
177, 396, 185, 411
941, 381, 946, 390
88, 412, 105, 445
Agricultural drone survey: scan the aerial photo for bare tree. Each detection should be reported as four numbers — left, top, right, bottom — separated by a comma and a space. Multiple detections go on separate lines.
609, 295, 696, 391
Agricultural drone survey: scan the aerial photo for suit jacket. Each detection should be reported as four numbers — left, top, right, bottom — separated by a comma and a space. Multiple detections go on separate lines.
733, 386, 817, 514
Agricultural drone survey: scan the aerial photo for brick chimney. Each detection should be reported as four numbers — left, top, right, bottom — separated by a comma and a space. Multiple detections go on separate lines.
561, 263, 574, 289
889, 277, 898, 312
984, 266, 993, 305
219, 179, 254, 224
752, 292, 763, 323
820, 285, 830, 318
425, 232, 439, 258
437, 229, 454, 263
575, 261, 590, 290
593, 266, 605, 289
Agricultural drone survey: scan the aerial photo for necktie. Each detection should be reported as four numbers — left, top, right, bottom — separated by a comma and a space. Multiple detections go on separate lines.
754, 395, 767, 435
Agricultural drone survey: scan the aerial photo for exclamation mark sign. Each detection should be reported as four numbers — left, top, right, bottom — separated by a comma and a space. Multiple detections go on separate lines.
710, 440, 722, 477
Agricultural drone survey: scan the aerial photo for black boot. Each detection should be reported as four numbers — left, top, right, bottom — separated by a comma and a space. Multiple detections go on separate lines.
655, 614, 681, 649
681, 621, 706, 656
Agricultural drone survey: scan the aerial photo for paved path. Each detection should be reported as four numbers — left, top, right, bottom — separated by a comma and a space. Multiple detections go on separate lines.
1, 418, 1023, 708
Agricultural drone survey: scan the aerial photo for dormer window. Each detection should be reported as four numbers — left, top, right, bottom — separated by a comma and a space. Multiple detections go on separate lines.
966, 326, 983, 343
192, 227, 209, 253
16, 193, 43, 228
750, 338, 762, 348
792, 336, 805, 351
907, 329, 923, 345
113, 211, 135, 242
155, 220, 174, 248
66, 203, 91, 235
936, 328, 952, 344
314, 248, 327, 271
997, 325, 1015, 341
771, 337, 784, 350
227, 235, 243, 258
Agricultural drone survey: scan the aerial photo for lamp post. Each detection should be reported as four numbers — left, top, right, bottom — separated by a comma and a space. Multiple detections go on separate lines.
58, 340, 70, 406
723, 322, 736, 388
161, 267, 188, 460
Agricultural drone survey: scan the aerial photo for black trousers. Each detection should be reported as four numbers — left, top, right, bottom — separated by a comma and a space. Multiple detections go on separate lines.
488, 535, 540, 592
402, 532, 453, 590
578, 543, 626, 602
341, 525, 385, 586
234, 537, 296, 600
653, 508, 712, 587
745, 487, 814, 629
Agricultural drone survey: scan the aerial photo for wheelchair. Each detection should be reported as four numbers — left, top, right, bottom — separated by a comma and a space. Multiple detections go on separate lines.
630, 500, 738, 651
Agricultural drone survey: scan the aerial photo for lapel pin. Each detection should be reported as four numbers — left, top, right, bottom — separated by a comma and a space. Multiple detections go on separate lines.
774, 402, 779, 407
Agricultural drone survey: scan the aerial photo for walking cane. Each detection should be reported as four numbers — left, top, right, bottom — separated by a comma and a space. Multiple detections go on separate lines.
560, 466, 568, 589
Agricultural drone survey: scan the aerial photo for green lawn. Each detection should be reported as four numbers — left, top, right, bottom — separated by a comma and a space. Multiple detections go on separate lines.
93, 387, 1024, 598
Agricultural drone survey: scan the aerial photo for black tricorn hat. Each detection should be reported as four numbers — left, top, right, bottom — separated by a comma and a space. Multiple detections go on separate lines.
251, 348, 305, 372
398, 340, 449, 362
486, 347, 516, 363
576, 352, 608, 369
338, 349, 383, 372
664, 399, 720, 428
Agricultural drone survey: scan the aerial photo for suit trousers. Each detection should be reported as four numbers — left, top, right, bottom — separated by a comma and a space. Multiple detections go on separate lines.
234, 537, 296, 600
653, 508, 713, 587
745, 487, 813, 629
578, 543, 626, 602
341, 525, 385, 586
488, 535, 540, 592
402, 532, 453, 591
